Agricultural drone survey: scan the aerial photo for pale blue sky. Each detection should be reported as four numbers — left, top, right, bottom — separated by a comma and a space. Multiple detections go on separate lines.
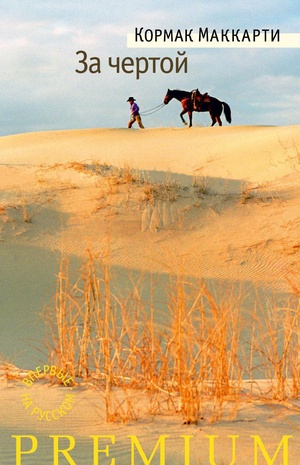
0, 1, 299, 135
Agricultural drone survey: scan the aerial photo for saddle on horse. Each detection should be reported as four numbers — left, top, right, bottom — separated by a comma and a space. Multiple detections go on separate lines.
191, 89, 210, 111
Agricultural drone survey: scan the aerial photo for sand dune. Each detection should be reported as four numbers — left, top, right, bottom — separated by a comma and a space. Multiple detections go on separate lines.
1, 126, 300, 358
1, 125, 300, 462
1, 125, 299, 181
1, 126, 300, 286
1, 125, 300, 358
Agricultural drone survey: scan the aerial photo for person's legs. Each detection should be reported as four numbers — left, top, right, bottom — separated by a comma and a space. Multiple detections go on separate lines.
136, 115, 145, 129
128, 116, 136, 128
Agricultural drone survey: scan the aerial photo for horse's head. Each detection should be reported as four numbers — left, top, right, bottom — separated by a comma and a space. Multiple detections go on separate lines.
163, 89, 173, 104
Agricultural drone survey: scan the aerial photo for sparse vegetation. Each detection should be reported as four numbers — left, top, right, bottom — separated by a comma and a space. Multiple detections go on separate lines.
40, 249, 300, 424
240, 184, 254, 205
1, 157, 298, 425
21, 197, 33, 223
192, 175, 212, 196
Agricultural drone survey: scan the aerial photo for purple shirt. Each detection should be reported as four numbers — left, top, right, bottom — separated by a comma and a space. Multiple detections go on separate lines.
130, 102, 140, 116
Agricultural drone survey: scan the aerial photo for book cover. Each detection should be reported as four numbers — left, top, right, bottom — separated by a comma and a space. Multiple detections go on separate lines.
0, 1, 300, 464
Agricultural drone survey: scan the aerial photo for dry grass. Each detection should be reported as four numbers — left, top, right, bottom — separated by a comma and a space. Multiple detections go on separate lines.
2, 160, 299, 424
142, 179, 181, 204
248, 285, 300, 400
42, 248, 300, 424
15, 159, 297, 423
21, 197, 34, 223
192, 175, 212, 196
240, 182, 254, 205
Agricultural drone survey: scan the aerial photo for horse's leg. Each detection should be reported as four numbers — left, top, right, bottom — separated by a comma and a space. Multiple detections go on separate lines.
210, 113, 216, 126
188, 111, 193, 127
180, 109, 188, 126
216, 102, 222, 126
210, 100, 224, 127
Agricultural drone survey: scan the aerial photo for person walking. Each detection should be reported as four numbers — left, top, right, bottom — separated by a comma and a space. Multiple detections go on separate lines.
127, 97, 145, 129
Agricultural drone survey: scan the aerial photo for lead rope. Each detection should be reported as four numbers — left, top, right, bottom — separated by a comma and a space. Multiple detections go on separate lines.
139, 103, 166, 116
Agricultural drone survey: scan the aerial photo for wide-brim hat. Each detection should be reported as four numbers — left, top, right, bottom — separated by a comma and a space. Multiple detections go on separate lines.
127, 97, 135, 102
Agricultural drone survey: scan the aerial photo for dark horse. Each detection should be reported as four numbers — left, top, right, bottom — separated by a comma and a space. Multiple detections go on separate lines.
163, 88, 232, 127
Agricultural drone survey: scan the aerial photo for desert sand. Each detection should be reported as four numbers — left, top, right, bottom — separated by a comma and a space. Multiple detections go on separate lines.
1, 125, 300, 463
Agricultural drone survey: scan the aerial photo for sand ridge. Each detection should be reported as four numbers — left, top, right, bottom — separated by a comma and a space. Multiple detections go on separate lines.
1, 125, 300, 463
0, 125, 300, 372
1, 125, 299, 182
1, 126, 300, 290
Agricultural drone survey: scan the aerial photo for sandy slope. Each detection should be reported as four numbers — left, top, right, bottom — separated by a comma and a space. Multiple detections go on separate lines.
1, 126, 299, 183
1, 125, 300, 462
1, 125, 300, 361
1, 126, 300, 289
1, 376, 300, 464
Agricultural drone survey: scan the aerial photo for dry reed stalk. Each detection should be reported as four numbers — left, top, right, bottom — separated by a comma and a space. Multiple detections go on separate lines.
21, 197, 33, 223
285, 281, 300, 397
47, 259, 81, 378
46, 259, 246, 422
289, 305, 300, 397
248, 287, 300, 400
45, 249, 300, 423
167, 277, 200, 423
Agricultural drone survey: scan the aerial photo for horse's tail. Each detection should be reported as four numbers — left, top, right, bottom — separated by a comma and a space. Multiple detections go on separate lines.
222, 102, 232, 124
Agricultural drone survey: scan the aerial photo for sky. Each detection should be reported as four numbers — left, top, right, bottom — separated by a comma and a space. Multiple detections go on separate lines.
0, 0, 299, 136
